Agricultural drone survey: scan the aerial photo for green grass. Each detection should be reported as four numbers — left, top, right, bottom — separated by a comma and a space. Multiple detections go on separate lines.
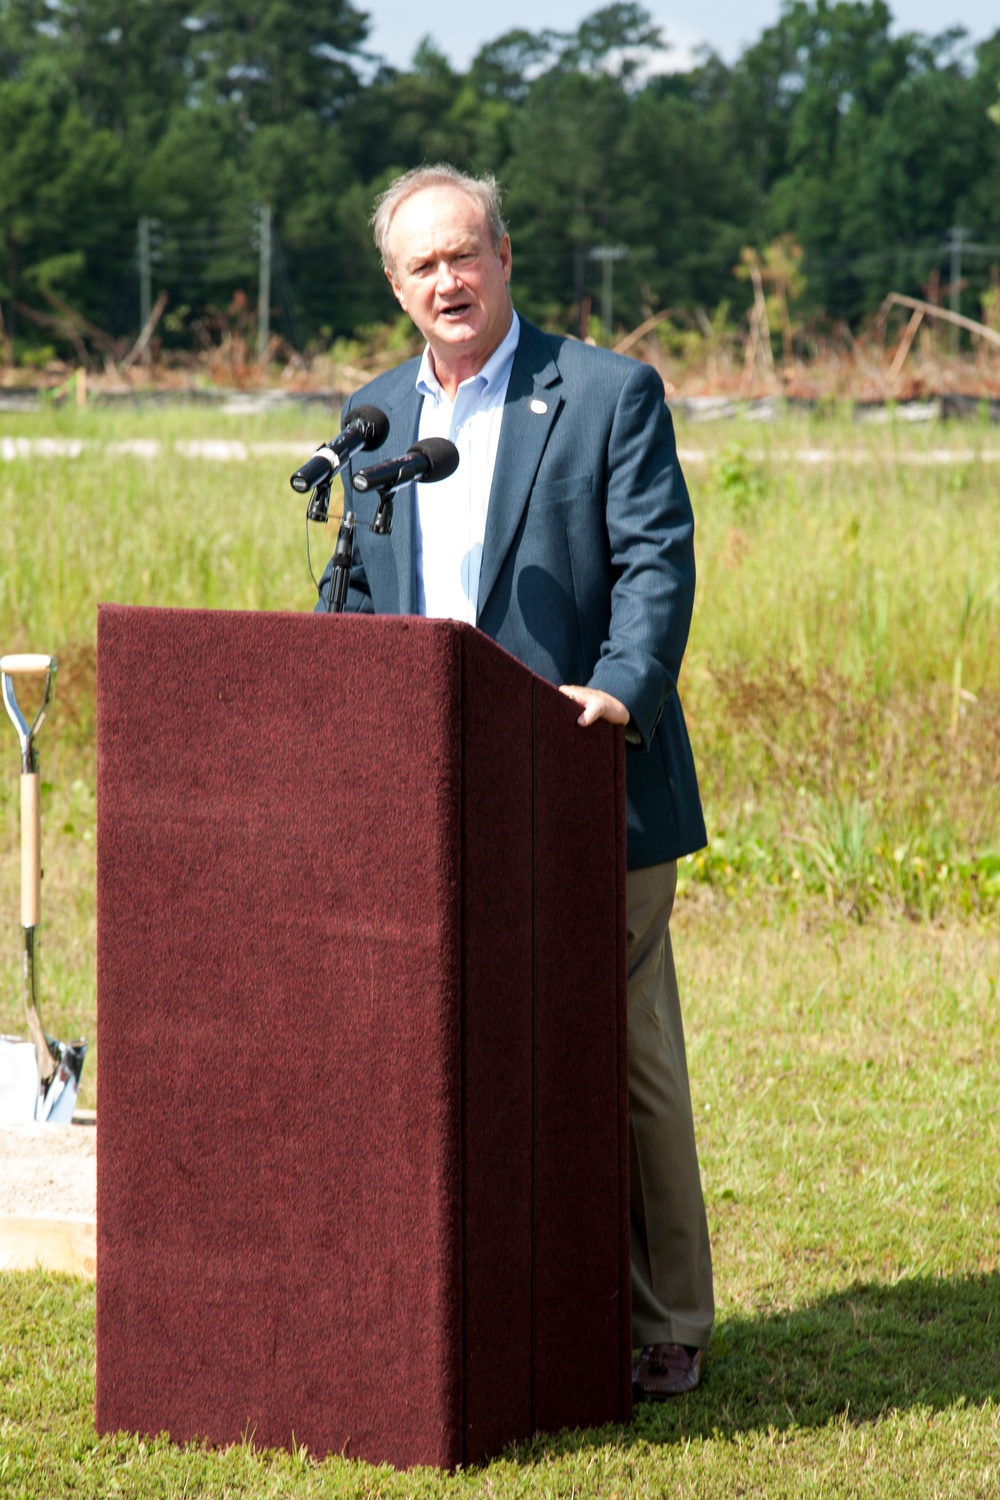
1, 404, 999, 1494
2, 910, 998, 1496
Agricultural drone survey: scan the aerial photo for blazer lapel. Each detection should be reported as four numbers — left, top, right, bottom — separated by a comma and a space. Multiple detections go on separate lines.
477, 322, 563, 623
356, 375, 421, 616
387, 382, 421, 616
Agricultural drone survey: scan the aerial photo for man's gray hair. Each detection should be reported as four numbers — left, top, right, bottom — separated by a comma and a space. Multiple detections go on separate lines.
372, 164, 506, 273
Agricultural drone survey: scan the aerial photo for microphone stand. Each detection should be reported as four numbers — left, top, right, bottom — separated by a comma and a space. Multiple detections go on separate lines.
327, 509, 356, 613
321, 480, 398, 613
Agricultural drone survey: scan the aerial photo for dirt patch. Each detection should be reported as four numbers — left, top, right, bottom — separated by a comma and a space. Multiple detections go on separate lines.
0, 1118, 95, 1218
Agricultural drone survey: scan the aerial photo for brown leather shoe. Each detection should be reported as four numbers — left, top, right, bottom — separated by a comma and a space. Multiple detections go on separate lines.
632, 1343, 705, 1399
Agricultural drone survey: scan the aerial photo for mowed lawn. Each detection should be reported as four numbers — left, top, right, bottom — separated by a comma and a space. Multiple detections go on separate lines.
1, 400, 998, 1497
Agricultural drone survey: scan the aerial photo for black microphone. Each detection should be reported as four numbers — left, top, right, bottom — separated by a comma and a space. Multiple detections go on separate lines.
289, 405, 390, 493
352, 438, 459, 495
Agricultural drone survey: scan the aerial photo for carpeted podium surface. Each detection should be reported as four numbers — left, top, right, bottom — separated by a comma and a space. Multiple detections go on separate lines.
96, 605, 628, 1468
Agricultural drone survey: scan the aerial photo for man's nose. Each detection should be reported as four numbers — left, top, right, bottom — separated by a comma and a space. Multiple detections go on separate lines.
435, 259, 462, 290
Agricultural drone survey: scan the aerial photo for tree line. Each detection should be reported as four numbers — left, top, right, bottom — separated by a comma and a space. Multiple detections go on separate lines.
1, 0, 999, 360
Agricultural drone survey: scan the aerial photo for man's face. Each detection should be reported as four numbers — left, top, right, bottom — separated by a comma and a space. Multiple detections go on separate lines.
384, 184, 512, 376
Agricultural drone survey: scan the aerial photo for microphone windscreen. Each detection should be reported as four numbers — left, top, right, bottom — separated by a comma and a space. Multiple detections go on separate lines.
349, 405, 390, 450
410, 437, 460, 483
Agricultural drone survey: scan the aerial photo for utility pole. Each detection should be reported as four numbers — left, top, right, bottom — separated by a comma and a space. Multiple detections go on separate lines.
137, 217, 160, 366
138, 216, 151, 342
589, 245, 628, 334
257, 204, 272, 362
945, 225, 968, 353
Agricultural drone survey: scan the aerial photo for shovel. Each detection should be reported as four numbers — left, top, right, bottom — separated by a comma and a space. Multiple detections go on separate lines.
0, 654, 85, 1124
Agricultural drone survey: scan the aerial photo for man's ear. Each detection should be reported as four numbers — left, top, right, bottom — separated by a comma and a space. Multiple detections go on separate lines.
385, 266, 406, 312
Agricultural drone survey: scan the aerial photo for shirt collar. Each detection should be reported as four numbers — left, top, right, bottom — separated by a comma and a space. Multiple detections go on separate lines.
416, 311, 521, 402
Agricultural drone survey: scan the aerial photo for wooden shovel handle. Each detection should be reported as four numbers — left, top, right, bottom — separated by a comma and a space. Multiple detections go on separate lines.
21, 772, 40, 928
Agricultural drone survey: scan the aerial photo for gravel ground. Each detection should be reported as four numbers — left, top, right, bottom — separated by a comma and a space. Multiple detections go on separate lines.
0, 1118, 96, 1219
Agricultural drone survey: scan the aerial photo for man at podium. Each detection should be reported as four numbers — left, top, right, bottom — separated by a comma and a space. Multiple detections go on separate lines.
318, 164, 713, 1400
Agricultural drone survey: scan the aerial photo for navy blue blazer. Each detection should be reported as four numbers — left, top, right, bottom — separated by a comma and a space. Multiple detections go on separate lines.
318, 317, 706, 870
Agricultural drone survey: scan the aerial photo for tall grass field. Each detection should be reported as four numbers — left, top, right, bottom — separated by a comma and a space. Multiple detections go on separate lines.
1, 400, 998, 1497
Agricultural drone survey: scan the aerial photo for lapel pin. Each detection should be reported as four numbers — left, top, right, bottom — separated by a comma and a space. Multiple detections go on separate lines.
529, 399, 548, 415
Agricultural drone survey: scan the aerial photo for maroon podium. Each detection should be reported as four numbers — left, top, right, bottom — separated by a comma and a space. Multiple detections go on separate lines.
95, 604, 630, 1469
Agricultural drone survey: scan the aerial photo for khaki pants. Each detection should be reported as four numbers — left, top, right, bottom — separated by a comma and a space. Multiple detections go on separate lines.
627, 861, 714, 1350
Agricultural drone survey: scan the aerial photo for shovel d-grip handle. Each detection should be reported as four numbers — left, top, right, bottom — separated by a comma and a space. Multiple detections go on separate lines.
1, 653, 55, 770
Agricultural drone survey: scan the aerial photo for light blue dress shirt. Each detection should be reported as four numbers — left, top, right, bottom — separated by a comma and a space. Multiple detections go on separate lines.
413, 312, 521, 622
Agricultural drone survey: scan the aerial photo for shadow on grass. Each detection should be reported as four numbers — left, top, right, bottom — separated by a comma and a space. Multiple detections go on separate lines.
4, 1269, 996, 1473
526, 1272, 1000, 1459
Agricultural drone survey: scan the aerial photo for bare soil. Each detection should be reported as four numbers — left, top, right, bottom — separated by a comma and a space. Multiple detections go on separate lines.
0, 1118, 95, 1218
